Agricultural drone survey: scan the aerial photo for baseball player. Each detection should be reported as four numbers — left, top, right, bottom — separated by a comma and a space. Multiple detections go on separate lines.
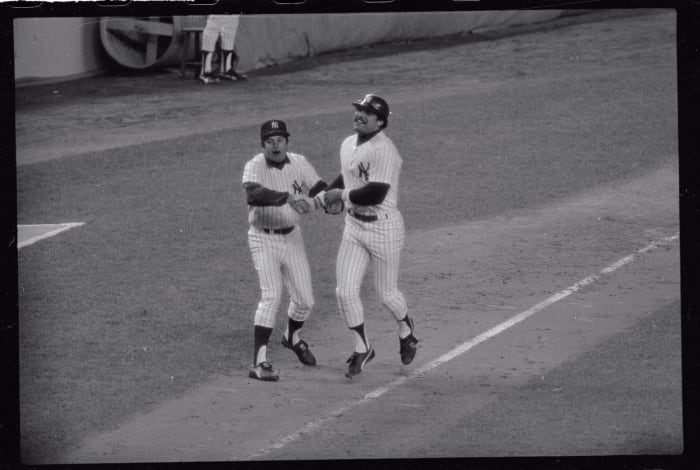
242, 119, 328, 381
324, 94, 418, 378
200, 15, 248, 84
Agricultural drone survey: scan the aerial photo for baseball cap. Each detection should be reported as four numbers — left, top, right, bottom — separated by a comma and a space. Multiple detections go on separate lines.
352, 94, 390, 122
260, 119, 290, 141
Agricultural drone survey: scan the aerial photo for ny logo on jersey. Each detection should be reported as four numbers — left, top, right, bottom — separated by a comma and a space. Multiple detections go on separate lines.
292, 180, 304, 194
358, 162, 371, 181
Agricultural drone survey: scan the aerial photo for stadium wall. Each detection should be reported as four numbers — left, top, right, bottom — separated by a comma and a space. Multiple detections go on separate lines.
235, 11, 563, 72
14, 11, 564, 85
14, 18, 108, 85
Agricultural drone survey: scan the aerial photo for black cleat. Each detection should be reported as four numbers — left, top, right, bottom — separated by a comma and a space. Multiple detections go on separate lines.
281, 337, 316, 366
199, 72, 220, 84
248, 361, 279, 381
345, 347, 375, 378
399, 334, 418, 365
399, 318, 418, 365
219, 69, 247, 81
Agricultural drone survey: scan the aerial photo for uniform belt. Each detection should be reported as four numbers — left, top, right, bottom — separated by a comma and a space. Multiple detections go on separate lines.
262, 226, 295, 235
348, 209, 383, 222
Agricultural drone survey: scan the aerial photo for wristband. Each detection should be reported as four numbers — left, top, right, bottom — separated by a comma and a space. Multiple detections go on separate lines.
341, 189, 351, 205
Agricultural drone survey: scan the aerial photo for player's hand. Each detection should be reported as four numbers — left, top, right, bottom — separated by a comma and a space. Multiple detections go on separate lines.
323, 189, 343, 207
289, 194, 314, 214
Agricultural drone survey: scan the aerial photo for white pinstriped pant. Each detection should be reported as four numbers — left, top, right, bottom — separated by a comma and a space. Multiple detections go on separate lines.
335, 211, 407, 328
201, 15, 240, 52
248, 226, 314, 328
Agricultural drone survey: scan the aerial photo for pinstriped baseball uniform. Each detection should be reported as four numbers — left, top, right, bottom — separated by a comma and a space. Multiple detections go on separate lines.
202, 15, 240, 52
243, 152, 321, 328
336, 131, 408, 328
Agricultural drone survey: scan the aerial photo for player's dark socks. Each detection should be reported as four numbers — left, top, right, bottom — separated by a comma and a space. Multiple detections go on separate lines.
286, 318, 304, 344
253, 325, 273, 365
350, 323, 369, 353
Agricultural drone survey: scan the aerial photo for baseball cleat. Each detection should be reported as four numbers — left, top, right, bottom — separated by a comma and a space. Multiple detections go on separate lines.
199, 72, 220, 84
399, 334, 418, 365
219, 69, 247, 81
281, 337, 316, 366
345, 347, 375, 378
248, 361, 279, 381
399, 318, 418, 365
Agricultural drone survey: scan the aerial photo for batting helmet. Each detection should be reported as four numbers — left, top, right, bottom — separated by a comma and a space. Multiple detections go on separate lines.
260, 119, 290, 142
352, 94, 390, 127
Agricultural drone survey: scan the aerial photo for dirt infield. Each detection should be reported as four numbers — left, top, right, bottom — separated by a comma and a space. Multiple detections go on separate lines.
15, 9, 681, 465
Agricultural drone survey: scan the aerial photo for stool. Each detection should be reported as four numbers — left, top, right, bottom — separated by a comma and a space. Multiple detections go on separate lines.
179, 26, 205, 79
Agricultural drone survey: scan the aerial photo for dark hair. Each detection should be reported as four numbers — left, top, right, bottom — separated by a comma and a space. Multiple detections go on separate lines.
260, 134, 289, 147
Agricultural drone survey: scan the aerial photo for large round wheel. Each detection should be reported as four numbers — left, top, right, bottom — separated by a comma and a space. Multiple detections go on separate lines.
100, 16, 184, 69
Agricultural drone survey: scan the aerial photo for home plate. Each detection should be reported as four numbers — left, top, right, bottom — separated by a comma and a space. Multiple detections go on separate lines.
17, 223, 84, 249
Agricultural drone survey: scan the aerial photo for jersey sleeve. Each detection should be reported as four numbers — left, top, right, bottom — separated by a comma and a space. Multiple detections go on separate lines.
299, 155, 322, 189
242, 159, 260, 185
368, 141, 401, 185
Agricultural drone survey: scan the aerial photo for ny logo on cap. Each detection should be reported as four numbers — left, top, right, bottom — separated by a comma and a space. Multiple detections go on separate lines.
271, 121, 280, 129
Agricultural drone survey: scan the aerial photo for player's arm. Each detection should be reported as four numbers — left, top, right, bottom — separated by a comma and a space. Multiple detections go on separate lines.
345, 182, 390, 206
323, 181, 390, 207
325, 174, 344, 190
306, 180, 330, 211
308, 180, 328, 198
298, 157, 329, 198
315, 175, 343, 211
243, 182, 292, 206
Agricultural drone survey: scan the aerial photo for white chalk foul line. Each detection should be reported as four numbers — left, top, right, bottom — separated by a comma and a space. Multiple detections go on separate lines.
246, 233, 679, 460
17, 223, 85, 249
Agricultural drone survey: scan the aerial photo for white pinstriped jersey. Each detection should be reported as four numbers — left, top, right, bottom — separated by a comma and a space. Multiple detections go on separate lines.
340, 131, 402, 216
242, 152, 321, 229
334, 129, 408, 329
